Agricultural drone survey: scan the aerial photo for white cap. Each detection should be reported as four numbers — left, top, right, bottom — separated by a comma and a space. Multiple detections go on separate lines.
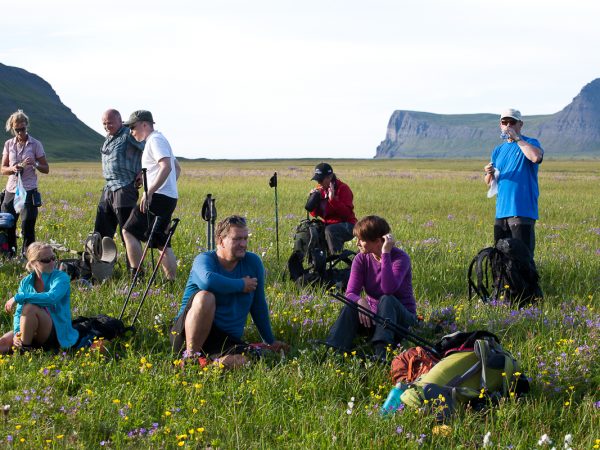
500, 108, 522, 121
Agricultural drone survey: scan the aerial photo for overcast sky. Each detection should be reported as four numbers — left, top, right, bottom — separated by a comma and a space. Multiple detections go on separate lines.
2, 0, 599, 159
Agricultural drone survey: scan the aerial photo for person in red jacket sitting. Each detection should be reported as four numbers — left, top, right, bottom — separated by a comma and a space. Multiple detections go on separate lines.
305, 163, 357, 254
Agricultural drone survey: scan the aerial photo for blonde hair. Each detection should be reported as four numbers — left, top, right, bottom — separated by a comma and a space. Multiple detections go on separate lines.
25, 242, 53, 272
5, 110, 29, 135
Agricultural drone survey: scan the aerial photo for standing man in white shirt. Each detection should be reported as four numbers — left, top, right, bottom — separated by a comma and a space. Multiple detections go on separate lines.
122, 110, 181, 280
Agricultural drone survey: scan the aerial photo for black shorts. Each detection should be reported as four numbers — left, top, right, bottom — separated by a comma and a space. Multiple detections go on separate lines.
123, 193, 177, 248
29, 323, 59, 351
170, 290, 247, 357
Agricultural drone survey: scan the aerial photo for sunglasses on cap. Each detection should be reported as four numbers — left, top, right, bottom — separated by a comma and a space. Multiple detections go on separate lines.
501, 118, 518, 126
38, 256, 56, 264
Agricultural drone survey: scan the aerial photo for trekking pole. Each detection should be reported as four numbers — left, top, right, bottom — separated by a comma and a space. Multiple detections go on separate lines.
331, 292, 440, 358
201, 194, 217, 250
269, 172, 279, 261
119, 216, 159, 321
141, 168, 155, 268
131, 218, 180, 324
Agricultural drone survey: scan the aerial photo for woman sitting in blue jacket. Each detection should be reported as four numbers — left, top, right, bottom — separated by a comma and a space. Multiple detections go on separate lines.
1, 242, 79, 353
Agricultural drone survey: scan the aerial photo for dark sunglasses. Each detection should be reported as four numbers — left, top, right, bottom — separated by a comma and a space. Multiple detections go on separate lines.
38, 256, 56, 264
14, 127, 27, 133
501, 118, 517, 126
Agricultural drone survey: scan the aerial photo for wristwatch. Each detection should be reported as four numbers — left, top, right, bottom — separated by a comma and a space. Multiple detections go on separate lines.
34, 161, 40, 169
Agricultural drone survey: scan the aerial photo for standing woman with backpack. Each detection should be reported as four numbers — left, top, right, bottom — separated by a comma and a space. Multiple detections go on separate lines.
0, 242, 79, 354
1, 110, 49, 256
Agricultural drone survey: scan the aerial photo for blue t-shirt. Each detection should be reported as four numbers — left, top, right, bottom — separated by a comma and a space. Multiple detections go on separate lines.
176, 251, 275, 344
491, 136, 543, 220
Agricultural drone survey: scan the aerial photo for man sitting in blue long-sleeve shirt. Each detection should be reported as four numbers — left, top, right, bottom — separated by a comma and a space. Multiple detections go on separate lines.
170, 215, 287, 367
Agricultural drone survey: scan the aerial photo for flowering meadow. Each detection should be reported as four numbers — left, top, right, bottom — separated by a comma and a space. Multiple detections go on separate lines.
0, 159, 598, 449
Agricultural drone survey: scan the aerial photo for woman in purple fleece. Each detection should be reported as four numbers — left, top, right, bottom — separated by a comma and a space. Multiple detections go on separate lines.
325, 215, 417, 359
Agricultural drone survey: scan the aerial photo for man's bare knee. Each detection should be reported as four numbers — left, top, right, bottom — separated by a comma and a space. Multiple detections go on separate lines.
189, 291, 216, 315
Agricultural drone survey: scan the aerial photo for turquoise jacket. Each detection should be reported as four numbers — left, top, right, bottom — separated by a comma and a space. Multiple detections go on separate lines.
13, 270, 79, 349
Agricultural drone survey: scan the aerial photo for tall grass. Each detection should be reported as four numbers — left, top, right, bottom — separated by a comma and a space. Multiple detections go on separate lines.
0, 159, 598, 449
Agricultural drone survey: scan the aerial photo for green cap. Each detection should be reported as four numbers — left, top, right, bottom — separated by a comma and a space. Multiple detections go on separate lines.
124, 110, 154, 126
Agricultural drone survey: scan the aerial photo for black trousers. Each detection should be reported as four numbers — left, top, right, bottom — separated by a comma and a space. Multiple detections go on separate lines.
494, 217, 536, 257
1, 189, 39, 255
326, 295, 417, 352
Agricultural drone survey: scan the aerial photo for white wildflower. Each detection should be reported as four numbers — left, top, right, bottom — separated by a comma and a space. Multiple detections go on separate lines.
346, 397, 355, 415
483, 432, 492, 447
538, 434, 553, 446
563, 433, 573, 450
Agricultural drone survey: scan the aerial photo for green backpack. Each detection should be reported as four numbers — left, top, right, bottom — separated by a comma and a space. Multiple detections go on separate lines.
400, 333, 529, 420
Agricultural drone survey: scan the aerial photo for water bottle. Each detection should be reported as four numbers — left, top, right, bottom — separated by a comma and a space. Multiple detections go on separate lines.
500, 131, 510, 140
379, 382, 406, 415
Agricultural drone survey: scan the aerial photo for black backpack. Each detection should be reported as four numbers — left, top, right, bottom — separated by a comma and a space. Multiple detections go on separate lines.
468, 238, 543, 307
287, 219, 355, 290
72, 314, 133, 348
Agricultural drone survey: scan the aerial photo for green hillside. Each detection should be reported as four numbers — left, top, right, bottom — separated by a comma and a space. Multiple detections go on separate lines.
0, 63, 102, 161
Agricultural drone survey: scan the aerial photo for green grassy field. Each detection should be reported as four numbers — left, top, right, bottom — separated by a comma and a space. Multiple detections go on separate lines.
0, 159, 599, 449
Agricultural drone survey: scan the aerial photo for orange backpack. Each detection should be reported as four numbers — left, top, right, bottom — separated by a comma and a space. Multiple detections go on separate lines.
390, 346, 440, 383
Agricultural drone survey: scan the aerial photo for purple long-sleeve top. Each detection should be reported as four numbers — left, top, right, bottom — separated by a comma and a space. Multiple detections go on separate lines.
345, 247, 416, 314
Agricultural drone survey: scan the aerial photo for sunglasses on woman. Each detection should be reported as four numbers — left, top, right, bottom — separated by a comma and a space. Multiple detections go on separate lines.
38, 256, 56, 264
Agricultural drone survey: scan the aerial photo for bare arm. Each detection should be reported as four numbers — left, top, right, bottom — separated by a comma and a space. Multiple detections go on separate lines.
516, 139, 543, 163
1, 152, 19, 176
505, 128, 543, 163
34, 155, 49, 174
174, 158, 181, 180
484, 162, 495, 186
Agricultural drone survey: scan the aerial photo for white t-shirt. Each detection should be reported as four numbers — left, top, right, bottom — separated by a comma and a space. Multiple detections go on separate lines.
142, 131, 178, 199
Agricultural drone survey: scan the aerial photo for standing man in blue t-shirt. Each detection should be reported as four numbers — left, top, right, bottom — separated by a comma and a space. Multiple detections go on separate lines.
170, 215, 287, 367
484, 108, 544, 257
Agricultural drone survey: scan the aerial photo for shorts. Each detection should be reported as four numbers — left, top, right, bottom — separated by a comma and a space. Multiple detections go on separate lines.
123, 193, 177, 248
29, 323, 59, 351
170, 290, 248, 356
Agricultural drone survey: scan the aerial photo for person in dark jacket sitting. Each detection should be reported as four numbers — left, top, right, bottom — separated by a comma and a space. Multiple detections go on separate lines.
305, 162, 357, 255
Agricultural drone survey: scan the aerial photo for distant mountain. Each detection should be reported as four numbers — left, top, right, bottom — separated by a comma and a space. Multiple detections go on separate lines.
0, 63, 102, 161
375, 79, 600, 158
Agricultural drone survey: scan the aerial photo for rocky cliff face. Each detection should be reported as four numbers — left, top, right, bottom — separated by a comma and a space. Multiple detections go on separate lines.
0, 63, 102, 161
375, 79, 600, 158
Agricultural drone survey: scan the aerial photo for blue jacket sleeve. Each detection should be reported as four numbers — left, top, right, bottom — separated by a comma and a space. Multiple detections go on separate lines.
14, 271, 70, 307
190, 253, 245, 294
248, 255, 275, 344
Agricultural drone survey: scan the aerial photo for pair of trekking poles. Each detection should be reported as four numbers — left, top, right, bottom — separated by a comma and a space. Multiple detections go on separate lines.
118, 216, 180, 325
119, 189, 214, 327
330, 292, 441, 359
